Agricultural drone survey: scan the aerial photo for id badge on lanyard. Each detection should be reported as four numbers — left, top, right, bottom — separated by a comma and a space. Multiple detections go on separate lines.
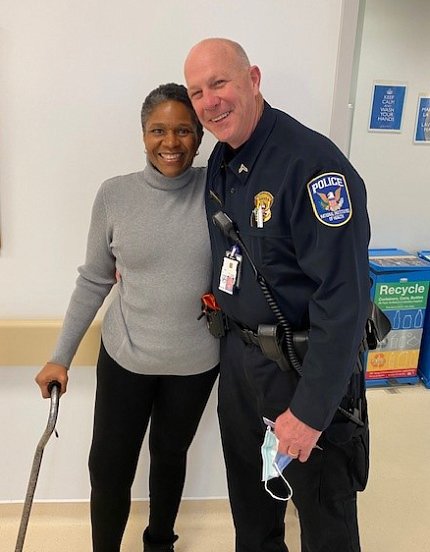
218, 245, 242, 295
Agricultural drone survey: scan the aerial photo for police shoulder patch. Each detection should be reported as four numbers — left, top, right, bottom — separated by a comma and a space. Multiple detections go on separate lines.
306, 172, 352, 227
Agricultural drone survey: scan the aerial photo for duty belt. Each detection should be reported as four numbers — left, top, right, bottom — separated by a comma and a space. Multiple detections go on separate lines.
228, 318, 308, 371
229, 319, 261, 346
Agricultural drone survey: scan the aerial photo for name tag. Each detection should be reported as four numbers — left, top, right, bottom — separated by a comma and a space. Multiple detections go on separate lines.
218, 245, 242, 294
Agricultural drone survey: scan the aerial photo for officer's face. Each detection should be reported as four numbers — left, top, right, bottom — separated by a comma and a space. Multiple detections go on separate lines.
143, 100, 199, 178
185, 42, 261, 149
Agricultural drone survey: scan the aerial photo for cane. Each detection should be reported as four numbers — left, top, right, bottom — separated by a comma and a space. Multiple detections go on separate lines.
15, 381, 61, 552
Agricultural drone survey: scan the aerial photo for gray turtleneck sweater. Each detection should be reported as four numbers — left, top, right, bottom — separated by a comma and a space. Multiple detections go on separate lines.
51, 162, 219, 375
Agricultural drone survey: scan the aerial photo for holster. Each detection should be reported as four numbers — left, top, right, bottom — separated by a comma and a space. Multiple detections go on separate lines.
257, 324, 309, 372
199, 293, 229, 338
206, 309, 229, 338
365, 302, 392, 350
291, 329, 309, 362
257, 324, 291, 371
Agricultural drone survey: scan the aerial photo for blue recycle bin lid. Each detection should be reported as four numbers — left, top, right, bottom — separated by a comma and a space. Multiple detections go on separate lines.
417, 250, 430, 263
369, 248, 430, 272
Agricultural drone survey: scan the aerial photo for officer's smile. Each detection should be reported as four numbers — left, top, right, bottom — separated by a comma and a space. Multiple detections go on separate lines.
211, 110, 232, 123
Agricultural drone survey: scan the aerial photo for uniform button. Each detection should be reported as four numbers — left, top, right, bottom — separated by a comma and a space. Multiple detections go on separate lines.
230, 187, 236, 194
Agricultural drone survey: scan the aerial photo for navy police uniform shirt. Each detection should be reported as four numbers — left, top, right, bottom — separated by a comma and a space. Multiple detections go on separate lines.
206, 101, 371, 431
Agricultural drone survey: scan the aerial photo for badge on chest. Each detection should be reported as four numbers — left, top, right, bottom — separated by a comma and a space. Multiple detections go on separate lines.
251, 191, 274, 228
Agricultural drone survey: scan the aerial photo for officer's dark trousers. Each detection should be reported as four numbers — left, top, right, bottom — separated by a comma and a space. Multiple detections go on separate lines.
218, 331, 369, 552
89, 342, 219, 552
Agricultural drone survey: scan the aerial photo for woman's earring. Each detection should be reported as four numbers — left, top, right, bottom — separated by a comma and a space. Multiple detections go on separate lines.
195, 151, 199, 156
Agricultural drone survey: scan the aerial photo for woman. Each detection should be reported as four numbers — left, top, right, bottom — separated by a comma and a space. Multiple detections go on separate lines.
35, 83, 219, 552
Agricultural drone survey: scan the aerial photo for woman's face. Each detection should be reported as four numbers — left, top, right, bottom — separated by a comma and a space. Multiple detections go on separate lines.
143, 100, 199, 178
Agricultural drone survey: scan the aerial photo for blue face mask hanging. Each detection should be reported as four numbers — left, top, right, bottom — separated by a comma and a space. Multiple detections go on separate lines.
260, 423, 294, 501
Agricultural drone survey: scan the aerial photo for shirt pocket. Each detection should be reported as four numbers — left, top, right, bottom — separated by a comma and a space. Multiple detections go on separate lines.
242, 227, 295, 276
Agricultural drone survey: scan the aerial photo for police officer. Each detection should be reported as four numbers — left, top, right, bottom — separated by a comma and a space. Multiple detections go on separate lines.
185, 38, 371, 552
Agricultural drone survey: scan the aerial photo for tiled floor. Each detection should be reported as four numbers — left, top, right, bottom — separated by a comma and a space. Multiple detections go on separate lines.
2, 384, 430, 552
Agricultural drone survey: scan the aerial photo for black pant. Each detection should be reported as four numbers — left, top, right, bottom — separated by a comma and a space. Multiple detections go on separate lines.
218, 331, 369, 552
89, 342, 219, 552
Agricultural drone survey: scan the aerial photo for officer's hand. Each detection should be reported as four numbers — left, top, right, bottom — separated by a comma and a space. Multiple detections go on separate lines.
35, 363, 68, 398
274, 408, 322, 463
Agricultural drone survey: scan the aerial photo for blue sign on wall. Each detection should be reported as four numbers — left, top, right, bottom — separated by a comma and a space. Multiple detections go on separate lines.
369, 83, 407, 132
414, 95, 430, 143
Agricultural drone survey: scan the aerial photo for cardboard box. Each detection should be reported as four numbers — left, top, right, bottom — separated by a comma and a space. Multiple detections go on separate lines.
417, 250, 430, 388
366, 249, 430, 383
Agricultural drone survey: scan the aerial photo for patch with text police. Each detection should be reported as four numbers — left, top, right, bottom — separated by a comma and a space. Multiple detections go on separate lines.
307, 172, 352, 227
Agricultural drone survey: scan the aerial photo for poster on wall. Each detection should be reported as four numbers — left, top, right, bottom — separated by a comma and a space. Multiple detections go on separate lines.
368, 82, 407, 132
414, 95, 430, 144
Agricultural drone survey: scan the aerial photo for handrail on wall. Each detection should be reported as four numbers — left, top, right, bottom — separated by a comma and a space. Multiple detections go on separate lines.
0, 320, 101, 366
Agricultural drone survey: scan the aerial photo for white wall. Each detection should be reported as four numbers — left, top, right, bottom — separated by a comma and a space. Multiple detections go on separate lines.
349, 0, 430, 252
0, 0, 347, 318
0, 0, 354, 501
0, 366, 224, 501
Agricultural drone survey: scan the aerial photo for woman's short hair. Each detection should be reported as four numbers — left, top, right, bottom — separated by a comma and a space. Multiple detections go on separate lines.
141, 83, 203, 143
